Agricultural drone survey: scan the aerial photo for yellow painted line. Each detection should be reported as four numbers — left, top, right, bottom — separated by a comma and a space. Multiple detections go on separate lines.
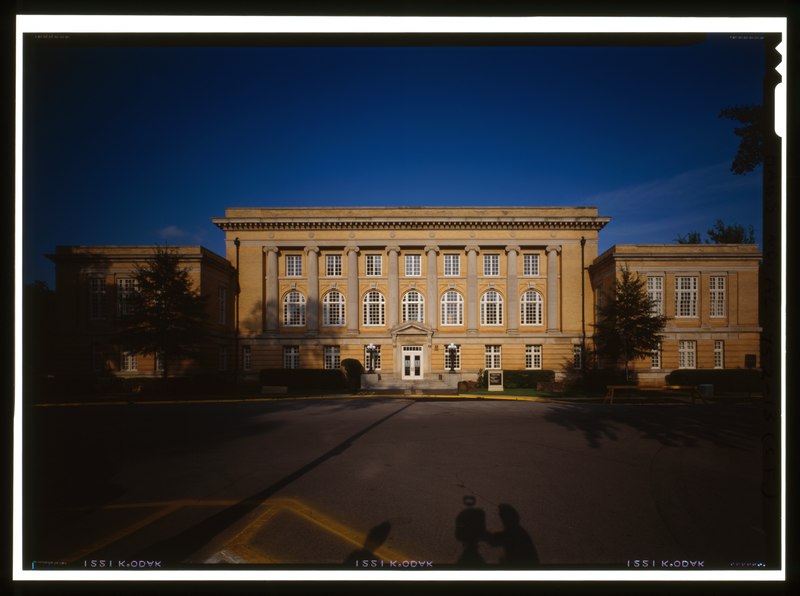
220, 497, 412, 564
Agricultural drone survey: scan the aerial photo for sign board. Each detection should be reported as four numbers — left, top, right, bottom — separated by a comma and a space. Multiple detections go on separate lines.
488, 371, 503, 392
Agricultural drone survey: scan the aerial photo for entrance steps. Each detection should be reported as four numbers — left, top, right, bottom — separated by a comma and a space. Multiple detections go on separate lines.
360, 373, 461, 395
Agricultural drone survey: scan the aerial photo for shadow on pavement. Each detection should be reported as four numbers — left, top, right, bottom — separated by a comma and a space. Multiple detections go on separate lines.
343, 521, 392, 566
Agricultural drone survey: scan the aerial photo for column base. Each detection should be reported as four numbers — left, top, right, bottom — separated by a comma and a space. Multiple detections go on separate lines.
466, 328, 479, 336
506, 329, 520, 336
346, 329, 361, 337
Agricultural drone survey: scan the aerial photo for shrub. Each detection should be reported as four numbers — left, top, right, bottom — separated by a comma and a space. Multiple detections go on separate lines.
341, 359, 365, 390
571, 369, 637, 394
502, 370, 556, 389
665, 369, 763, 394
259, 368, 349, 392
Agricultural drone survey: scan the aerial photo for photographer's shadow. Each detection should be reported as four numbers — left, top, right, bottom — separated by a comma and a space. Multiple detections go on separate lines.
455, 497, 539, 567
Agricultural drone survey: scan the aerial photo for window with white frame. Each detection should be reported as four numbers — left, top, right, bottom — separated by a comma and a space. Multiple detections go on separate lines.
440, 290, 464, 326
286, 254, 302, 277
364, 345, 382, 370
714, 340, 724, 369
480, 290, 504, 325
526, 345, 542, 370
283, 346, 299, 369
282, 290, 306, 326
483, 254, 500, 276
326, 254, 342, 277
444, 344, 461, 371
444, 254, 460, 276
121, 349, 137, 372
520, 289, 544, 325
323, 345, 340, 369
710, 276, 726, 318
573, 345, 583, 370
523, 254, 540, 276
89, 277, 107, 319
485, 345, 502, 369
117, 278, 138, 316
219, 346, 228, 371
405, 254, 421, 277
647, 276, 663, 315
651, 343, 662, 369
218, 286, 227, 324
366, 254, 382, 276
401, 290, 424, 323
155, 351, 164, 373
362, 290, 386, 326
242, 345, 252, 371
675, 276, 698, 318
322, 290, 346, 326
678, 340, 696, 369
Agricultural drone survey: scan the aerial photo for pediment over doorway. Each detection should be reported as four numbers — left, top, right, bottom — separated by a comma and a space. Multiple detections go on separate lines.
390, 321, 434, 345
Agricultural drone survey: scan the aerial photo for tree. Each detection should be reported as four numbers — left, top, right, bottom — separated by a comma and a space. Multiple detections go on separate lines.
674, 231, 702, 244
120, 247, 208, 383
706, 219, 755, 244
719, 104, 764, 175
593, 268, 668, 381
24, 280, 57, 379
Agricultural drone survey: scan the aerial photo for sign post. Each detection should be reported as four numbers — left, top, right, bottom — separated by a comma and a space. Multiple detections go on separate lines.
487, 370, 504, 392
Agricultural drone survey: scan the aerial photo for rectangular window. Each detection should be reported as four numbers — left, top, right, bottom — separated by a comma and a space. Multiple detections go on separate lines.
117, 278, 138, 316
523, 254, 540, 276
364, 345, 382, 371
405, 254, 421, 277
324, 346, 340, 370
444, 344, 461, 371
89, 277, 106, 319
710, 276, 726, 318
675, 276, 698, 318
366, 254, 382, 276
155, 351, 164, 373
242, 346, 252, 371
525, 345, 542, 370
286, 254, 302, 277
444, 254, 460, 277
573, 345, 583, 370
121, 349, 137, 372
483, 254, 500, 276
647, 276, 663, 315
326, 254, 342, 277
485, 345, 502, 369
678, 340, 696, 369
714, 340, 724, 369
651, 343, 661, 369
219, 346, 228, 371
283, 346, 299, 369
218, 286, 227, 324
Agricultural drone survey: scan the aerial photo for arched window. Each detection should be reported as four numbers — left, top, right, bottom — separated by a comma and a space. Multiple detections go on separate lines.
440, 290, 464, 326
401, 290, 424, 323
480, 289, 504, 326
362, 290, 386, 326
322, 290, 346, 326
520, 289, 544, 326
282, 290, 306, 326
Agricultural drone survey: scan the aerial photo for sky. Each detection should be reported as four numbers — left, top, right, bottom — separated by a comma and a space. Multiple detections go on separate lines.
22, 31, 770, 286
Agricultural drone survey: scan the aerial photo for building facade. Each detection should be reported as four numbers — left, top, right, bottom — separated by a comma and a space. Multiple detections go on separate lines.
47, 245, 236, 378
589, 244, 762, 384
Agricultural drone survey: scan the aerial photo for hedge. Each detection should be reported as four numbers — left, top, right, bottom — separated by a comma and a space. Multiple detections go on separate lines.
478, 369, 555, 388
665, 369, 763, 394
569, 369, 637, 394
259, 368, 349, 391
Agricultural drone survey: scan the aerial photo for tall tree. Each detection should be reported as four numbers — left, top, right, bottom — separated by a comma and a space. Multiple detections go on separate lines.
719, 104, 764, 175
674, 231, 702, 244
120, 247, 208, 382
593, 268, 668, 381
706, 219, 756, 244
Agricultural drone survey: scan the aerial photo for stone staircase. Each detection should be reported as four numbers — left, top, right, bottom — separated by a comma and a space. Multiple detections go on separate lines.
360, 373, 460, 395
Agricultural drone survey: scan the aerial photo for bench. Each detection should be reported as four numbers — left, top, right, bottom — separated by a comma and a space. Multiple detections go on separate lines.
604, 384, 701, 404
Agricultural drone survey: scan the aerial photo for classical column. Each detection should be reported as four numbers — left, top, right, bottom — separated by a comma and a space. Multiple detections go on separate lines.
425, 245, 439, 330
264, 246, 279, 332
546, 245, 561, 333
304, 246, 319, 334
386, 245, 400, 328
505, 245, 521, 335
345, 246, 360, 335
466, 245, 480, 335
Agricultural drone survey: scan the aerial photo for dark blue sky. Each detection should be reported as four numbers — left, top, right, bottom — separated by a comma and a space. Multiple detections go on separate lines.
23, 34, 768, 285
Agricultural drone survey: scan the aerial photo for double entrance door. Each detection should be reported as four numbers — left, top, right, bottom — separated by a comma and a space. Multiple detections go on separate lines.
401, 346, 423, 380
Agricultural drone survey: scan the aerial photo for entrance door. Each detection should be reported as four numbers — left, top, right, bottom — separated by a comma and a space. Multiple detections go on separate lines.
402, 346, 423, 380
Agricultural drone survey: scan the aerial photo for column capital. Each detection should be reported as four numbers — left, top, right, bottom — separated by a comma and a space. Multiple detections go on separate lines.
263, 246, 279, 254
304, 246, 320, 255
546, 245, 562, 254
344, 245, 360, 255
505, 245, 521, 254
385, 245, 401, 254
465, 244, 481, 254
424, 245, 440, 254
